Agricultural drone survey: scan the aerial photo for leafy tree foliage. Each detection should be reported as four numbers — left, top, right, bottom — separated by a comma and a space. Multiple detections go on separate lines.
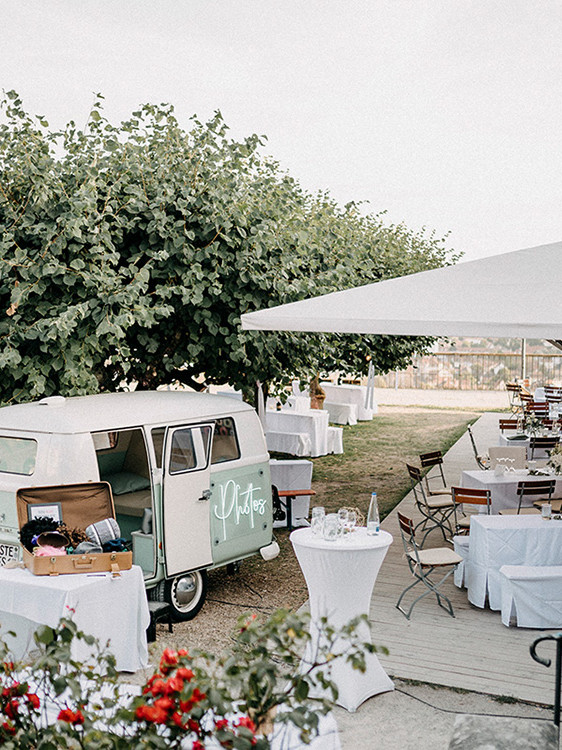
0, 91, 459, 405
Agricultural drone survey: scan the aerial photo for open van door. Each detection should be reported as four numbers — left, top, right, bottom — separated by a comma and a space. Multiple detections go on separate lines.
162, 423, 214, 577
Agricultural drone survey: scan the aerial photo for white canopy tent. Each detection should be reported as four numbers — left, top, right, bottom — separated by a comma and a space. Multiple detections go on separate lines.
241, 241, 562, 346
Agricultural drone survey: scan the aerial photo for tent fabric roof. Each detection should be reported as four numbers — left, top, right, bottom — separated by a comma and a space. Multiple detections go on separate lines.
241, 241, 562, 340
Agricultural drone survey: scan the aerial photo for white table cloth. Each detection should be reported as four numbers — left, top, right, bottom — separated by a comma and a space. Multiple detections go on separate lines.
266, 409, 330, 457
320, 383, 376, 420
266, 430, 312, 457
461, 469, 562, 513
500, 564, 562, 628
0, 565, 149, 672
324, 401, 358, 425
290, 527, 393, 712
270, 459, 314, 527
465, 515, 562, 610
499, 433, 551, 459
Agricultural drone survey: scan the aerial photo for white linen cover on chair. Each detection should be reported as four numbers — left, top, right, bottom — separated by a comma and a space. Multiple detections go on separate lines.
500, 565, 562, 628
453, 535, 470, 588
327, 426, 344, 454
266, 431, 312, 456
323, 401, 358, 425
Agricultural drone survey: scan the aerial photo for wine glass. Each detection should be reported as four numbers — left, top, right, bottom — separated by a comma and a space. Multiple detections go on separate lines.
346, 510, 357, 534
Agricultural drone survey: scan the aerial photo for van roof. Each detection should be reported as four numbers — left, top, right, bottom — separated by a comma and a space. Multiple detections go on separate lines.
0, 391, 254, 435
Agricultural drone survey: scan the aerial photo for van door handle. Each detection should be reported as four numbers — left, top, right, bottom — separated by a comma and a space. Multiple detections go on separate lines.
198, 489, 211, 502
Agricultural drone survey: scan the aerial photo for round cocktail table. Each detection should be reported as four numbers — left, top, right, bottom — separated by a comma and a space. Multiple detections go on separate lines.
290, 526, 394, 712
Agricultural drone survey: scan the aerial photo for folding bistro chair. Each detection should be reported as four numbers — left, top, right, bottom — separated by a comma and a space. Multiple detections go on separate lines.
406, 463, 455, 545
418, 450, 452, 496
451, 486, 492, 535
466, 425, 489, 470
499, 479, 555, 515
499, 418, 520, 432
396, 512, 463, 619
505, 382, 523, 414
529, 436, 559, 460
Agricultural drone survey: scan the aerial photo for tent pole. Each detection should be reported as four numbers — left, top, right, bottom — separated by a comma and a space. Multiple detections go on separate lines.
521, 338, 527, 382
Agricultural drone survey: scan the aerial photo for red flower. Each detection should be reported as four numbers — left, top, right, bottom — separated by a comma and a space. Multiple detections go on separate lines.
135, 703, 169, 724
177, 667, 194, 681
26, 693, 40, 710
187, 718, 201, 733
215, 718, 230, 730
192, 741, 205, 750
236, 715, 257, 733
58, 708, 84, 725
5, 699, 19, 720
171, 711, 185, 727
178, 648, 189, 657
150, 678, 167, 697
160, 648, 179, 672
154, 696, 174, 712
165, 675, 184, 694
1, 721, 15, 736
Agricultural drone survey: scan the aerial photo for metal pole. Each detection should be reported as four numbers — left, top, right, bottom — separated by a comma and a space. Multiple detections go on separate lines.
521, 338, 527, 382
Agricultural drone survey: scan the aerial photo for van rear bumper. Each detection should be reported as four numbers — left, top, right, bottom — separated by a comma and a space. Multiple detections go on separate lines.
259, 541, 280, 561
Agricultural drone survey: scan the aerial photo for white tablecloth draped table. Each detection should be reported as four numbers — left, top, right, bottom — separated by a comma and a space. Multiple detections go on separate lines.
320, 383, 376, 420
499, 433, 553, 458
266, 409, 330, 457
465, 515, 562, 610
461, 469, 562, 514
290, 527, 393, 712
0, 565, 150, 672
269, 458, 314, 527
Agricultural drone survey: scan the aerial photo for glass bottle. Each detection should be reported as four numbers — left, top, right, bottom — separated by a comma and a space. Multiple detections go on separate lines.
367, 492, 380, 535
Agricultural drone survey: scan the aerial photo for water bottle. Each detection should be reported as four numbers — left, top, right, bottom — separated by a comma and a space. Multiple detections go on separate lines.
367, 492, 380, 535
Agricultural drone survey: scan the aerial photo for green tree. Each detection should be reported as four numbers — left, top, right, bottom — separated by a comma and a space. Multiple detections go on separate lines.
0, 91, 459, 405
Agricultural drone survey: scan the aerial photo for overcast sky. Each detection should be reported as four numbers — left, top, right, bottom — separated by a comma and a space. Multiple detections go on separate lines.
3, 0, 562, 262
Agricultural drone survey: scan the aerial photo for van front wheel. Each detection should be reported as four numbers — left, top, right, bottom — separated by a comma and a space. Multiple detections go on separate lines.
158, 571, 208, 621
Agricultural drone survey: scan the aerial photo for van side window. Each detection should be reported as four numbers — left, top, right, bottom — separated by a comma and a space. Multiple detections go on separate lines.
211, 418, 240, 464
0, 436, 37, 475
168, 426, 212, 474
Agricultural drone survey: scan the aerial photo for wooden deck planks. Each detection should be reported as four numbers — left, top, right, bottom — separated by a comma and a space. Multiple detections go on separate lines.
369, 412, 559, 706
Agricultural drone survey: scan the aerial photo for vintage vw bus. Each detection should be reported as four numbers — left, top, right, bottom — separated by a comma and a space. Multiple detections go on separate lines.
0, 391, 279, 619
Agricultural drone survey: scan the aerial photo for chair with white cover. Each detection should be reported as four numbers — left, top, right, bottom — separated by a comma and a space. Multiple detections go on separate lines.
488, 446, 527, 470
406, 464, 455, 545
396, 512, 463, 619
500, 565, 562, 628
451, 486, 491, 535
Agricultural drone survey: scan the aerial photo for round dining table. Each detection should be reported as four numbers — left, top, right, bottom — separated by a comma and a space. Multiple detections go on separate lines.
290, 527, 393, 712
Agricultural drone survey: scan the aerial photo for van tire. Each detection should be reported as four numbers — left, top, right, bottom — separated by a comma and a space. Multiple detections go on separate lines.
156, 571, 208, 621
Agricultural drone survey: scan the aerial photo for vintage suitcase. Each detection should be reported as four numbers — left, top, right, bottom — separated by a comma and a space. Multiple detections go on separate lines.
16, 482, 132, 576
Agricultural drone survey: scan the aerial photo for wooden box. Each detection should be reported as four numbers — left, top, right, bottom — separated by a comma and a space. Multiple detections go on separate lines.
16, 482, 132, 576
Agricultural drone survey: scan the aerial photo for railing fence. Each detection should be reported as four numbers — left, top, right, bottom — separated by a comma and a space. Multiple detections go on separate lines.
376, 352, 562, 391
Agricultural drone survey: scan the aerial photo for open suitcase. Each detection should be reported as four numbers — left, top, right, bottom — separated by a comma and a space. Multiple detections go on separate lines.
16, 482, 132, 576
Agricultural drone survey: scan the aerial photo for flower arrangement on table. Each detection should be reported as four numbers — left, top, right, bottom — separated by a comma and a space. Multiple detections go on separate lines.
548, 443, 562, 475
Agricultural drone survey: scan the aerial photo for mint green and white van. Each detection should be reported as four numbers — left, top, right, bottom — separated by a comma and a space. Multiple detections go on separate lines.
0, 391, 279, 620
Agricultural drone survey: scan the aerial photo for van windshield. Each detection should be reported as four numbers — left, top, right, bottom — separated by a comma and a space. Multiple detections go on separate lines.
0, 436, 37, 475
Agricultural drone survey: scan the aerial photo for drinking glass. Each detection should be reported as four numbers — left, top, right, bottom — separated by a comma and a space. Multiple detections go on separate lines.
310, 506, 325, 536
323, 513, 340, 541
337, 508, 348, 525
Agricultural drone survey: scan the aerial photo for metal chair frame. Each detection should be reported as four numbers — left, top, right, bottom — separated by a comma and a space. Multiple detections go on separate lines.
396, 512, 459, 620
466, 425, 489, 470
451, 486, 491, 535
515, 479, 556, 514
406, 463, 455, 545
419, 450, 449, 495
529, 436, 560, 460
